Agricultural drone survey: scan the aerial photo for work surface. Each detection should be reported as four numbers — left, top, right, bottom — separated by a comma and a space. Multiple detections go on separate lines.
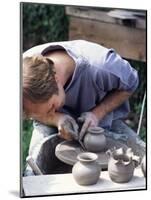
23, 168, 146, 197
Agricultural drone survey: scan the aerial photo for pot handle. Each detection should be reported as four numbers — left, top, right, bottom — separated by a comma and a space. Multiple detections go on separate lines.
132, 155, 141, 167
106, 149, 112, 157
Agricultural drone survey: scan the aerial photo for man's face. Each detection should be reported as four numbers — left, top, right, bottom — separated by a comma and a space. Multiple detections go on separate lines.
23, 84, 65, 120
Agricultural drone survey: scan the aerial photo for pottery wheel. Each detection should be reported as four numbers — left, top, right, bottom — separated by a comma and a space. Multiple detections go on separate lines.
55, 137, 128, 169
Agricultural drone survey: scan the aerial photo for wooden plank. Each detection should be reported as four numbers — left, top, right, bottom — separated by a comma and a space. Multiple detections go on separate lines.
68, 17, 146, 61
66, 6, 115, 24
66, 7, 146, 30
23, 168, 145, 197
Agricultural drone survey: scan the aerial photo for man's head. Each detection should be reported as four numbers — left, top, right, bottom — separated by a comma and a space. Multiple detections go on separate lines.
23, 55, 65, 119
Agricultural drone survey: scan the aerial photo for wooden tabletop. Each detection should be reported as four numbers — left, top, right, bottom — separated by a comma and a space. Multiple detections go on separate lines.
23, 168, 146, 197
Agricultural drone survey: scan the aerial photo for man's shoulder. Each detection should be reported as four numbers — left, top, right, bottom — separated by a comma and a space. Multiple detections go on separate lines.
22, 40, 78, 58
23, 43, 51, 58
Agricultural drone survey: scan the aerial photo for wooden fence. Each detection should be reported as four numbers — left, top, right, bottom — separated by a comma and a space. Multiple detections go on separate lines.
66, 7, 146, 62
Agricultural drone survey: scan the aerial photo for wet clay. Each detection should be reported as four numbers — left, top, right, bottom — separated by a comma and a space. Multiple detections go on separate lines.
107, 147, 140, 183
83, 127, 107, 152
72, 152, 101, 185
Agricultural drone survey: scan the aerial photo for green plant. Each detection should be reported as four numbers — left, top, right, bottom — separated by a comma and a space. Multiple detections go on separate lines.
22, 120, 33, 171
127, 59, 146, 141
23, 3, 69, 51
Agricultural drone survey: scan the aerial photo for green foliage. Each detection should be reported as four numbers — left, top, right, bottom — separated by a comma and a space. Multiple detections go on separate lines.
140, 126, 146, 143
127, 59, 146, 141
22, 120, 33, 171
23, 3, 69, 51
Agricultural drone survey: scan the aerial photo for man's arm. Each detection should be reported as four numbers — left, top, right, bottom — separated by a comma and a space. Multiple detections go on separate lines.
78, 90, 132, 140
91, 90, 132, 121
78, 44, 138, 138
33, 112, 79, 141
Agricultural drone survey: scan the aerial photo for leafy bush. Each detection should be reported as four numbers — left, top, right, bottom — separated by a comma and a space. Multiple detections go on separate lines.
127, 59, 146, 141
22, 120, 33, 171
23, 3, 69, 51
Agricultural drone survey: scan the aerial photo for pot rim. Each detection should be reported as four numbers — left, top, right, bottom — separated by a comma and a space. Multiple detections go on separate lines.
87, 126, 104, 134
77, 152, 98, 162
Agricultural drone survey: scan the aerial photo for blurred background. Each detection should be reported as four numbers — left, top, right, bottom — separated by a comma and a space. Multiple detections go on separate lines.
22, 3, 146, 171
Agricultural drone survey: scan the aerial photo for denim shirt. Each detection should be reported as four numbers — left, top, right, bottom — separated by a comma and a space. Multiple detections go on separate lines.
23, 40, 139, 128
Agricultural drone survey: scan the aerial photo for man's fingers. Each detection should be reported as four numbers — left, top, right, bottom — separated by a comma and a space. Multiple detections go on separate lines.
71, 124, 79, 140
58, 123, 78, 140
69, 118, 79, 133
79, 120, 90, 141
58, 124, 73, 140
65, 123, 79, 140
65, 118, 79, 140
58, 116, 79, 140
77, 116, 85, 123
58, 124, 65, 136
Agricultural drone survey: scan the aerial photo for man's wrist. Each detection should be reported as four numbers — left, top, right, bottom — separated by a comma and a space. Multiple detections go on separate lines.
91, 106, 106, 121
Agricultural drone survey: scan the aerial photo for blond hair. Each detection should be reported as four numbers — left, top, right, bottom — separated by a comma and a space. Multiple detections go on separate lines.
23, 55, 58, 103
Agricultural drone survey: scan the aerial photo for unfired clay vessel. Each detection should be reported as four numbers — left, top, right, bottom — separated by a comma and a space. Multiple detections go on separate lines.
107, 147, 140, 183
83, 127, 107, 152
72, 152, 101, 185
141, 155, 146, 177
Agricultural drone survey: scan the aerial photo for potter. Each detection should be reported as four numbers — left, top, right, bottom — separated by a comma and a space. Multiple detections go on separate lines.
23, 40, 139, 176
107, 147, 140, 183
72, 152, 101, 185
83, 126, 107, 152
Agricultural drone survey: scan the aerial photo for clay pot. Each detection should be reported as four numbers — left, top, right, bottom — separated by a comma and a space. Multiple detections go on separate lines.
141, 155, 146, 177
72, 152, 101, 185
83, 127, 107, 152
107, 148, 140, 183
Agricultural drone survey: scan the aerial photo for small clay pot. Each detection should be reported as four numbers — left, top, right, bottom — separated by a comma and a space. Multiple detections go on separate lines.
107, 148, 140, 183
83, 127, 107, 152
72, 152, 101, 185
141, 155, 146, 177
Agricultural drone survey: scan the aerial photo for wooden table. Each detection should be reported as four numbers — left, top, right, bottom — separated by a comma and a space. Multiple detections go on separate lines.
23, 168, 146, 197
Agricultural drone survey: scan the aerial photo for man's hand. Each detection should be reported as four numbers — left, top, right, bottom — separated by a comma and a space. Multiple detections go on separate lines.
57, 114, 79, 141
31, 112, 79, 141
77, 112, 99, 140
